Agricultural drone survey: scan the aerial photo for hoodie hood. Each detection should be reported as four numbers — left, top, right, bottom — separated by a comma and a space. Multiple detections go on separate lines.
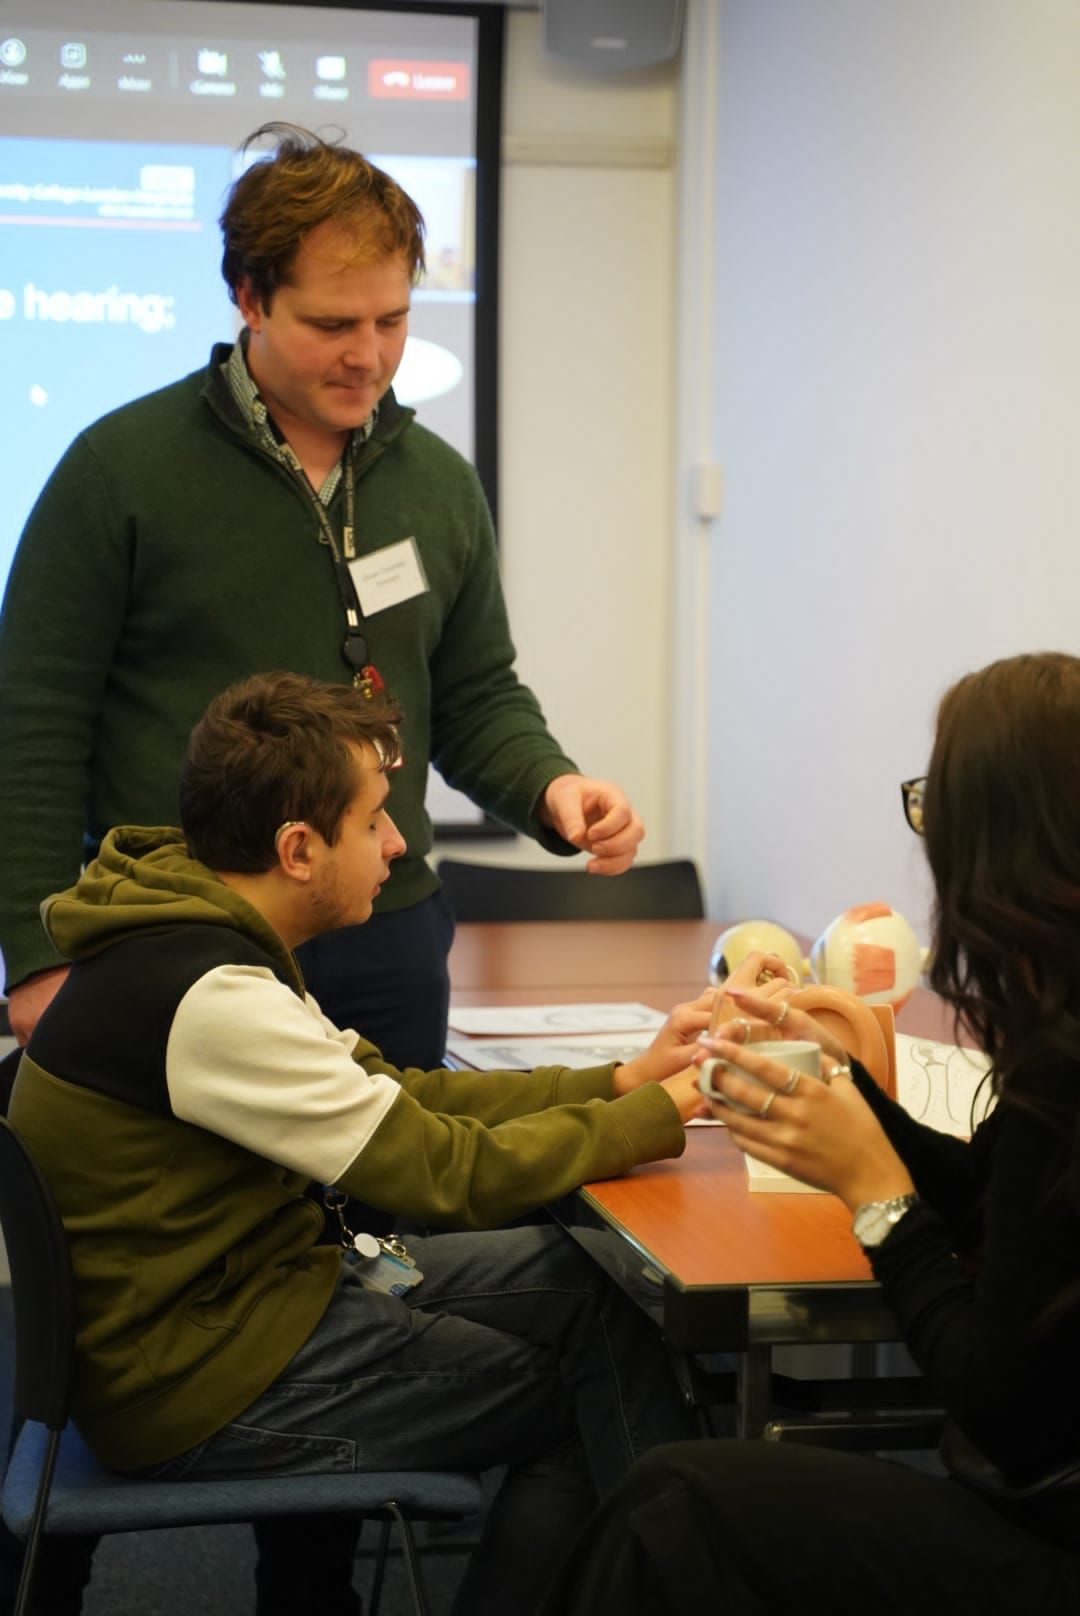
42, 826, 304, 994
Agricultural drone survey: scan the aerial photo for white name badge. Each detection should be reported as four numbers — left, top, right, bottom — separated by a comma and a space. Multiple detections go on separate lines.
348, 537, 429, 616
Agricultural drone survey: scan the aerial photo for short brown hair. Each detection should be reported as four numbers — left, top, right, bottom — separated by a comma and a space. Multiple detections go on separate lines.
220, 122, 426, 309
180, 672, 402, 874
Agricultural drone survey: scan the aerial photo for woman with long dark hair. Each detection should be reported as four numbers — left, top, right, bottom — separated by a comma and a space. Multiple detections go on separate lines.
542, 652, 1080, 1614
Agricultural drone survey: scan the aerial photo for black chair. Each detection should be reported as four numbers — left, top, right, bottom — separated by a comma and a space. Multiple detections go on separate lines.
436, 857, 705, 923
0, 1047, 20, 1117
0, 1118, 483, 1616
761, 1371, 945, 1451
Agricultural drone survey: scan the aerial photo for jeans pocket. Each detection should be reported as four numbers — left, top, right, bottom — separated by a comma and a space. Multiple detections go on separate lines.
137, 1436, 214, 1481
179, 1418, 359, 1478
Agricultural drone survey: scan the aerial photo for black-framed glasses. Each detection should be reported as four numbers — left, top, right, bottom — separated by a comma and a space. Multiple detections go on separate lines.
901, 777, 926, 837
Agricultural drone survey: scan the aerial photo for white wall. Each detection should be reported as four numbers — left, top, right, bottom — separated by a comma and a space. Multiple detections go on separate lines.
695, 0, 1080, 947
433, 12, 681, 871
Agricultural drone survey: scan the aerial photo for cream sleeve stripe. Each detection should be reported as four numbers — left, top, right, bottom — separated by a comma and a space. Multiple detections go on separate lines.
165, 963, 401, 1184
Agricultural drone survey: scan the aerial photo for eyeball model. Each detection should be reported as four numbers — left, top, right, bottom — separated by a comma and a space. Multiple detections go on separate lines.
708, 920, 805, 988
809, 904, 926, 1009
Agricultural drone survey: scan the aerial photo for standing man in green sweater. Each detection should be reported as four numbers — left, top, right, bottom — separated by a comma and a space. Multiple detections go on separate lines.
0, 122, 645, 1069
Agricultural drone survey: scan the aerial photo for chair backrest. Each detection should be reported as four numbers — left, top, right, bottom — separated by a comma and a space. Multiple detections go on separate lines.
0, 1046, 22, 1117
435, 858, 705, 923
0, 1119, 75, 1431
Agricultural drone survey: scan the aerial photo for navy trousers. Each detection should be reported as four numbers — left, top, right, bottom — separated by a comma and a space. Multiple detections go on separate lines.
296, 889, 455, 1071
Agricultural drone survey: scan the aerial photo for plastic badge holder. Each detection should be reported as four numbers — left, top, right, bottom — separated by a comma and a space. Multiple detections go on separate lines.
351, 1231, 424, 1296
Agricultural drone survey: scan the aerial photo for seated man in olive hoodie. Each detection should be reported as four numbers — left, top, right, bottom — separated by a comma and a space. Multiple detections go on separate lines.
10, 671, 747, 1616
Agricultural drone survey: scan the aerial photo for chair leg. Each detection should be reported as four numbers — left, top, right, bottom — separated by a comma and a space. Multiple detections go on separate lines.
762, 1414, 945, 1450
387, 1502, 432, 1616
14, 1428, 61, 1616
368, 1515, 393, 1616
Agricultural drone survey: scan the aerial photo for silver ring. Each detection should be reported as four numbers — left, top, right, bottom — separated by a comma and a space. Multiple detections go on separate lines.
831, 1062, 852, 1081
730, 1016, 753, 1043
774, 1000, 791, 1031
758, 1090, 776, 1119
781, 1068, 800, 1094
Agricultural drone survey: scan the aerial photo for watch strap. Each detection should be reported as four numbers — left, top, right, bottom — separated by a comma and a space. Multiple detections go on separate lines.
852, 1192, 919, 1249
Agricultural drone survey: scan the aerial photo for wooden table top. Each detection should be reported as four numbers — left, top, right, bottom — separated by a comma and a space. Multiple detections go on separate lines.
448, 917, 961, 1043
447, 917, 961, 1335
582, 1128, 873, 1288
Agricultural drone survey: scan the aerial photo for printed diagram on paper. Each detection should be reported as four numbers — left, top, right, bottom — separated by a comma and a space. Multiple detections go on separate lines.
446, 1003, 667, 1037
747, 1032, 996, 1190
894, 1032, 994, 1136
445, 1030, 655, 1071
444, 1029, 726, 1126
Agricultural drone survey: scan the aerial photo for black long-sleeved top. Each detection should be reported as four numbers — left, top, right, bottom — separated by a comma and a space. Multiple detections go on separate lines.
853, 1059, 1080, 1485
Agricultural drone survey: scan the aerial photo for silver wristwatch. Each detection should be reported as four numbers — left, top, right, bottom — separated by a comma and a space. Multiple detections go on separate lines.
852, 1193, 918, 1250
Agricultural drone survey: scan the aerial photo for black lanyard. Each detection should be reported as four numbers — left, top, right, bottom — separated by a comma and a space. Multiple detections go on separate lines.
280, 443, 383, 698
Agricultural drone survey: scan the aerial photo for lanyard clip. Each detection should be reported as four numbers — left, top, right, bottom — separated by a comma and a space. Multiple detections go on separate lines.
354, 663, 385, 699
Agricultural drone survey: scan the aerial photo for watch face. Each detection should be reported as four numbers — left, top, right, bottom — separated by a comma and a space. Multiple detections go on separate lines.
854, 1196, 915, 1248
854, 1206, 889, 1246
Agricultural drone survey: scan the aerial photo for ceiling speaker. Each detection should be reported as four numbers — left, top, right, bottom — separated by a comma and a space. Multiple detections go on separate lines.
542, 0, 685, 73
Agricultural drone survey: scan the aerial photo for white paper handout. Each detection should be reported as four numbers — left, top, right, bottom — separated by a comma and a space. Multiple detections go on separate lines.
894, 1032, 993, 1137
745, 1155, 823, 1193
446, 1003, 667, 1037
445, 1030, 655, 1071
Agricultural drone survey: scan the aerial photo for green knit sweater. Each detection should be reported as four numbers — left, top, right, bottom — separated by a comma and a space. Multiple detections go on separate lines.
0, 347, 578, 989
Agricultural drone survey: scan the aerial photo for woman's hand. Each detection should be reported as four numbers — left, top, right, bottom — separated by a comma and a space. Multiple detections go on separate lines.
716, 984, 850, 1064
726, 949, 798, 988
699, 988, 914, 1208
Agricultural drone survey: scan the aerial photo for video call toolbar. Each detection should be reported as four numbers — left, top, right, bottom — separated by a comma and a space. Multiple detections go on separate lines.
0, 29, 470, 108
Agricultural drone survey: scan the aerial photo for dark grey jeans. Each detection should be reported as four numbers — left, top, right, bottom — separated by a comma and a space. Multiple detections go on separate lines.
145, 1223, 696, 1614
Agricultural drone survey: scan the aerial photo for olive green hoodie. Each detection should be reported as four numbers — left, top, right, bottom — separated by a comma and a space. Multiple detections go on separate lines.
10, 826, 685, 1469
